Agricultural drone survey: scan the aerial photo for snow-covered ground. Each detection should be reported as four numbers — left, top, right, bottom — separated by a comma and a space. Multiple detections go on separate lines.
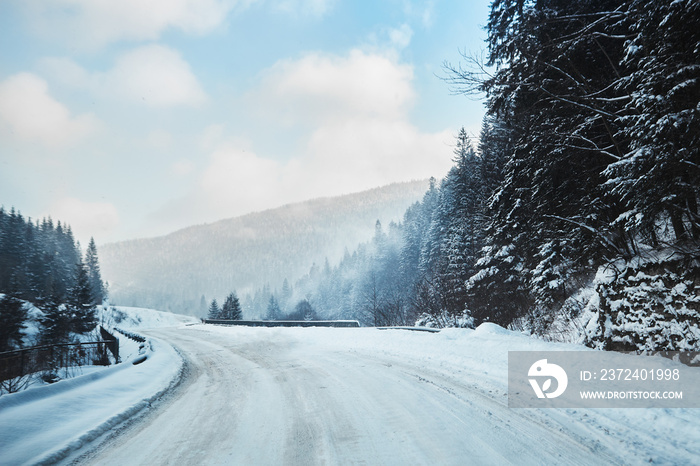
1, 308, 699, 465
0, 306, 197, 465
98, 305, 198, 331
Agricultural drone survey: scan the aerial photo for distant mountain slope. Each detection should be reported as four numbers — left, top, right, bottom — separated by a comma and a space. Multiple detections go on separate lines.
100, 180, 430, 315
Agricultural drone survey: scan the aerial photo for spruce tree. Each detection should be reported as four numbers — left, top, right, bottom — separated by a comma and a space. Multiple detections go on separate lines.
40, 294, 72, 344
0, 295, 27, 351
84, 238, 105, 305
68, 260, 97, 334
266, 295, 282, 320
208, 299, 221, 319
222, 292, 243, 320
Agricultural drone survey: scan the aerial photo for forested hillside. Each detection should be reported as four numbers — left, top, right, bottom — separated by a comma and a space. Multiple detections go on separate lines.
0, 207, 105, 350
99, 181, 429, 316
257, 0, 700, 351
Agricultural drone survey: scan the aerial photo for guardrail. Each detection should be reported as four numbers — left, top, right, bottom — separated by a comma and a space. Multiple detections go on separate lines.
99, 326, 120, 362
0, 341, 113, 384
114, 327, 147, 342
377, 326, 441, 333
203, 319, 360, 328
0, 326, 120, 389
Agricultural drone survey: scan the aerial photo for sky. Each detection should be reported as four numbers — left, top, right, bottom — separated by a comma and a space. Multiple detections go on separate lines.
0, 0, 490, 246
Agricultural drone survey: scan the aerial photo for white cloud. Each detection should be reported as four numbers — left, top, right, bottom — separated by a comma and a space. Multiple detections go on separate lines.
178, 122, 452, 226
171, 159, 196, 177
400, 0, 435, 29
108, 45, 208, 107
199, 124, 227, 151
302, 118, 453, 193
147, 49, 455, 232
28, 0, 246, 49
389, 24, 413, 50
147, 129, 174, 150
252, 49, 453, 191
41, 45, 207, 108
200, 145, 282, 212
256, 49, 415, 122
48, 197, 120, 244
0, 73, 98, 148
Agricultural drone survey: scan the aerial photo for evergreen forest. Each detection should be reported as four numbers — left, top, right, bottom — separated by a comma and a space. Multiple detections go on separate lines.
0, 207, 106, 351
247, 0, 700, 352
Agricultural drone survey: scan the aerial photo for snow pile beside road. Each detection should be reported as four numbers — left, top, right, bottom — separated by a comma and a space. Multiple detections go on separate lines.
0, 310, 187, 465
99, 305, 198, 330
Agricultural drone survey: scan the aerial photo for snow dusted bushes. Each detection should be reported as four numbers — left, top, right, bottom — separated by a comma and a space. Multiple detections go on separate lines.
587, 258, 700, 352
415, 310, 474, 329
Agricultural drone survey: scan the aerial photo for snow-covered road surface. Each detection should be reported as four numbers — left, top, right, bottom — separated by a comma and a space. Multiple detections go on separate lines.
75, 325, 620, 465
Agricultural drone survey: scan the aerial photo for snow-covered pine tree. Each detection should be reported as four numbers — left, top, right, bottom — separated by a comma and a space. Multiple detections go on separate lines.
84, 238, 105, 305
454, 0, 635, 330
22, 220, 45, 303
280, 278, 292, 311
442, 129, 482, 325
208, 299, 221, 319
297, 299, 316, 321
0, 294, 27, 351
0, 208, 26, 296
266, 295, 282, 320
40, 293, 72, 344
605, 0, 700, 250
68, 260, 97, 334
222, 292, 243, 320
409, 130, 485, 327
53, 222, 81, 301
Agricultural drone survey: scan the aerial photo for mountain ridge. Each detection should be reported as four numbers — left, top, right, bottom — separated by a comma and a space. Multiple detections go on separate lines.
100, 180, 430, 315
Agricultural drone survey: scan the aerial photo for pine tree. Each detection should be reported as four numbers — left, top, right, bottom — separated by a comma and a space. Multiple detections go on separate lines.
208, 299, 221, 319
84, 238, 105, 305
68, 260, 97, 334
0, 295, 27, 351
605, 0, 700, 248
53, 222, 81, 300
442, 130, 482, 320
280, 278, 292, 311
266, 295, 282, 320
222, 292, 243, 320
40, 294, 72, 344
293, 299, 316, 321
446, 0, 637, 329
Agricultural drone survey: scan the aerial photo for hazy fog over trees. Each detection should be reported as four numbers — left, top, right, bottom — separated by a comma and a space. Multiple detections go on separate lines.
100, 181, 429, 316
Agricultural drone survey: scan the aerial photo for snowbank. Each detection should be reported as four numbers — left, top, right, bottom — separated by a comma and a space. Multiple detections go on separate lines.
0, 307, 192, 465
98, 305, 198, 330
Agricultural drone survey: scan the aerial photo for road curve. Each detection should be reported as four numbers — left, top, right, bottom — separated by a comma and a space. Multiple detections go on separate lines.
74, 326, 614, 465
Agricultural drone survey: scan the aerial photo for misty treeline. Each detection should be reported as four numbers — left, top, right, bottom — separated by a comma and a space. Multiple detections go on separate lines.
249, 0, 700, 351
102, 181, 428, 317
212, 284, 320, 322
0, 207, 106, 351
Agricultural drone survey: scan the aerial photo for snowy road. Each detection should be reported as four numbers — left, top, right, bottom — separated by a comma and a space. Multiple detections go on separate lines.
74, 325, 617, 465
